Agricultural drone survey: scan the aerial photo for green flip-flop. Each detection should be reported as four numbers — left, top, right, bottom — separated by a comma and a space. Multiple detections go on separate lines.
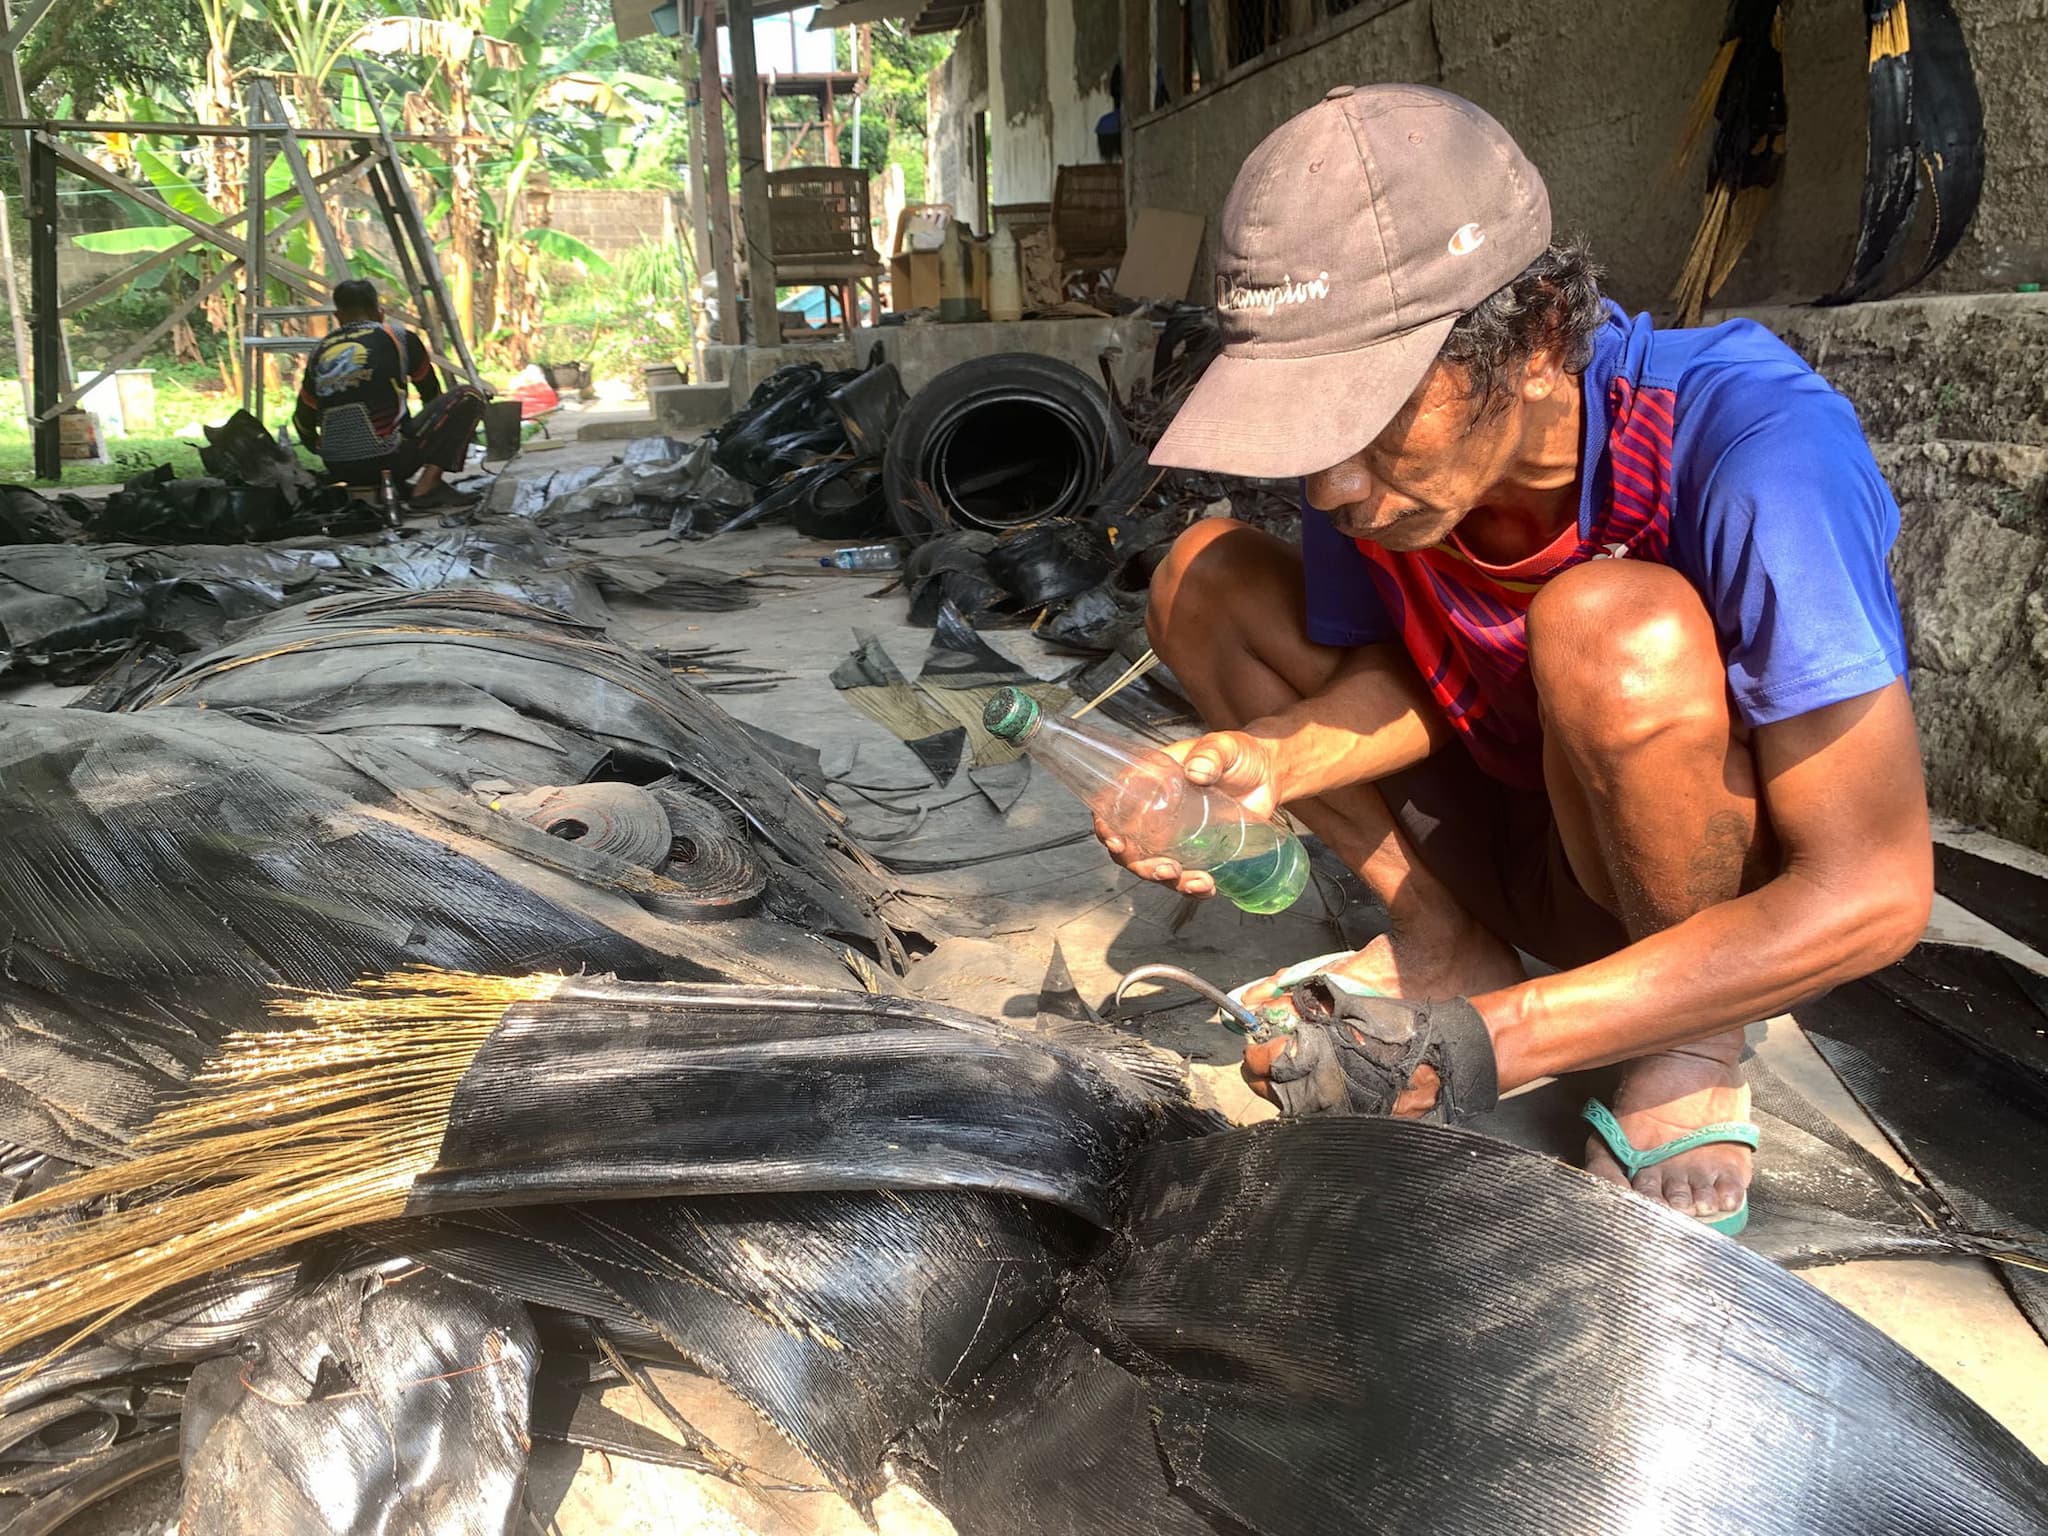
1581, 1099, 1760, 1237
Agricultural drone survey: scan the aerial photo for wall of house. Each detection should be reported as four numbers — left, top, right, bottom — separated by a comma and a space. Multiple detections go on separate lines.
1122, 0, 2048, 312
929, 0, 1119, 225
927, 12, 989, 228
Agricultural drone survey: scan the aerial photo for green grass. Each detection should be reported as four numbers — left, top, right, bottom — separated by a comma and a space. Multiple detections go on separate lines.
0, 370, 303, 488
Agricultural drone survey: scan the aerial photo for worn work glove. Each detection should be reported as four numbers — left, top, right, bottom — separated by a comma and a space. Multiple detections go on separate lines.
1253, 977, 1499, 1123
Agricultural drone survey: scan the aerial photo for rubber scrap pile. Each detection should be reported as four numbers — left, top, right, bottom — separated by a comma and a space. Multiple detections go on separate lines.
0, 579, 2045, 1532
0, 419, 759, 685
518, 308, 1296, 669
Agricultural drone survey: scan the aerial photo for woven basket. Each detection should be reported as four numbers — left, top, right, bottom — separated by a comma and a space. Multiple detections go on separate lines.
767, 168, 877, 263
1052, 164, 1125, 267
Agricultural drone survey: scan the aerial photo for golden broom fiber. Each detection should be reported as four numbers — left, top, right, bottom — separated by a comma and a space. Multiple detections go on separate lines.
0, 968, 563, 1381
1670, 4, 1786, 327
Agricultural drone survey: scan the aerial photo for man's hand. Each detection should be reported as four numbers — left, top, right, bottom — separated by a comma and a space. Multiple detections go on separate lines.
1242, 1032, 1443, 1117
1232, 944, 1396, 1021
1093, 730, 1283, 898
1237, 979, 1497, 1119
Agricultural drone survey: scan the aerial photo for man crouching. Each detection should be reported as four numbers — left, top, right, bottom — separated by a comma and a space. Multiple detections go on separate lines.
1115, 85, 1931, 1235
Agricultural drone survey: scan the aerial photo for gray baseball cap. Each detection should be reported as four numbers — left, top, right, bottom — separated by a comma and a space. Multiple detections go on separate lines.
1151, 84, 1551, 479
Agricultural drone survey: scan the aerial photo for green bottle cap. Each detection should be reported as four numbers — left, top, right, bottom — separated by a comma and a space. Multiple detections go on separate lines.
982, 686, 1042, 742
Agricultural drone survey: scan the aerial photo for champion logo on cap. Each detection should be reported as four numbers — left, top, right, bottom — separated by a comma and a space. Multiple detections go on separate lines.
1216, 271, 1333, 315
1448, 223, 1486, 256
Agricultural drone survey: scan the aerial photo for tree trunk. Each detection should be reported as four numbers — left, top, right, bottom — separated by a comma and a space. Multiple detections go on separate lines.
196, 41, 243, 396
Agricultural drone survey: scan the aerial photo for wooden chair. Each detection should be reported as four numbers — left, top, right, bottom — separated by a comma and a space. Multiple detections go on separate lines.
765, 168, 887, 335
893, 202, 953, 255
1051, 164, 1126, 284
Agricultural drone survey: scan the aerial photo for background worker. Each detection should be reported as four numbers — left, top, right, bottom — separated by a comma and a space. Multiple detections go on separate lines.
1113, 85, 1933, 1236
293, 278, 486, 510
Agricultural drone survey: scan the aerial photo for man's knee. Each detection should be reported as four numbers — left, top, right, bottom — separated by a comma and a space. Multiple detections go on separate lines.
1144, 518, 1293, 660
1528, 560, 1727, 754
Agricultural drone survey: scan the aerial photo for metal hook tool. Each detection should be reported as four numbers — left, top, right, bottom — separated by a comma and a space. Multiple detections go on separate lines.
1113, 963, 1269, 1036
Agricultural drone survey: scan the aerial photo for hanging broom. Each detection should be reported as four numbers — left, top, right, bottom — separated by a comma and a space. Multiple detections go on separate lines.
0, 966, 1193, 1381
1670, 0, 1787, 326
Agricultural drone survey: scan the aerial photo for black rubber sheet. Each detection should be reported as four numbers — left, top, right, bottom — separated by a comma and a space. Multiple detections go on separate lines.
180, 1266, 537, 1536
392, 1189, 1089, 1510
415, 979, 1206, 1225
0, 590, 926, 1164
0, 519, 756, 686
1934, 842, 2048, 956
131, 590, 913, 967
0, 707, 660, 1163
919, 1117, 2048, 1535
1793, 943, 2048, 1336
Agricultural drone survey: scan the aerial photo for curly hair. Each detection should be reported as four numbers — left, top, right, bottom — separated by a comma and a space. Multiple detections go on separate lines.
1437, 238, 1608, 416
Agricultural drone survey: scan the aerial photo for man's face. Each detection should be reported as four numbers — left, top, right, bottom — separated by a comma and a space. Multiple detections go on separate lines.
1303, 361, 1522, 552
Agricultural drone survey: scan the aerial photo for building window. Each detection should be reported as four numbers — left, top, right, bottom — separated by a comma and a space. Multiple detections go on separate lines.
1153, 0, 1359, 107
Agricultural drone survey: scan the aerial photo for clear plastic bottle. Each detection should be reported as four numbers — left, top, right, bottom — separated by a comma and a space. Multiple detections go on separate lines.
821, 543, 904, 571
983, 686, 1309, 914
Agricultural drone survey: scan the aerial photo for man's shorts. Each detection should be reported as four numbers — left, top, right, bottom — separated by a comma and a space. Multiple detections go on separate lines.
1376, 744, 1629, 972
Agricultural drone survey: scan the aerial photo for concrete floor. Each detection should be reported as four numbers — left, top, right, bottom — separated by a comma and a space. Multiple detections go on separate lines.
17, 428, 2048, 1530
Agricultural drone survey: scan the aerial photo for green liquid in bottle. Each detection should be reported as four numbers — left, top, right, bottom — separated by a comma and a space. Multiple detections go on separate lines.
1207, 834, 1310, 914
981, 685, 1312, 917
1175, 820, 1310, 915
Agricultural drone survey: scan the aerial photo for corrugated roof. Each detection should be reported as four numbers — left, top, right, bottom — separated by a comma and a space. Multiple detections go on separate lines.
908, 0, 980, 33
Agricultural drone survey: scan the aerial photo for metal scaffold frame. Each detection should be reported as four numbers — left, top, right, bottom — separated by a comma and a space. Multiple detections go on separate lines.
4, 58, 483, 479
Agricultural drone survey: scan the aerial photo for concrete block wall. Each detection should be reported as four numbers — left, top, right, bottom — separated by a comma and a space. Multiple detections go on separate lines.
1124, 0, 2048, 313
525, 190, 680, 259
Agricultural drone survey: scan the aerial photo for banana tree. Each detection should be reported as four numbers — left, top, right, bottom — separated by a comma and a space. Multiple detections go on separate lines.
194, 0, 251, 206
468, 0, 673, 359
266, 0, 368, 100
69, 142, 383, 396
344, 5, 516, 346
357, 0, 661, 362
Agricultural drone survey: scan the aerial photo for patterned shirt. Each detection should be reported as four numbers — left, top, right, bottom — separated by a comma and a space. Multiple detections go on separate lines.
1302, 304, 1908, 788
293, 320, 441, 463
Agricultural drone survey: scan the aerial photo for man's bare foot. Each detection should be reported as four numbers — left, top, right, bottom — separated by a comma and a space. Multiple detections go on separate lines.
1583, 1033, 1752, 1220
1327, 918, 1527, 1000
1245, 916, 1526, 1010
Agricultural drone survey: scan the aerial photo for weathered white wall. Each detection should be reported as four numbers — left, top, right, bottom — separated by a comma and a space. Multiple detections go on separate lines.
986, 0, 1055, 208
1046, 0, 1118, 187
944, 0, 1118, 214
926, 13, 988, 228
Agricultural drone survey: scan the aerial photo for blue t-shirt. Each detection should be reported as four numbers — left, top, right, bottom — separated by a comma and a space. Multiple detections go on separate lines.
1302, 304, 1907, 784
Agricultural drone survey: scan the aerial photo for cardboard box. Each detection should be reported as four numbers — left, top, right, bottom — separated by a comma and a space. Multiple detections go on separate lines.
890, 251, 942, 312
889, 240, 991, 317
1115, 209, 1207, 301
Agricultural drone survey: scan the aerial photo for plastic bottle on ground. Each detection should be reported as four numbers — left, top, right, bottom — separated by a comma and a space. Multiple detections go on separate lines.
983, 686, 1309, 914
822, 543, 904, 571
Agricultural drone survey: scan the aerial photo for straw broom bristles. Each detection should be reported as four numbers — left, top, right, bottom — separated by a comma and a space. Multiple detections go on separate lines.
0, 969, 563, 1382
